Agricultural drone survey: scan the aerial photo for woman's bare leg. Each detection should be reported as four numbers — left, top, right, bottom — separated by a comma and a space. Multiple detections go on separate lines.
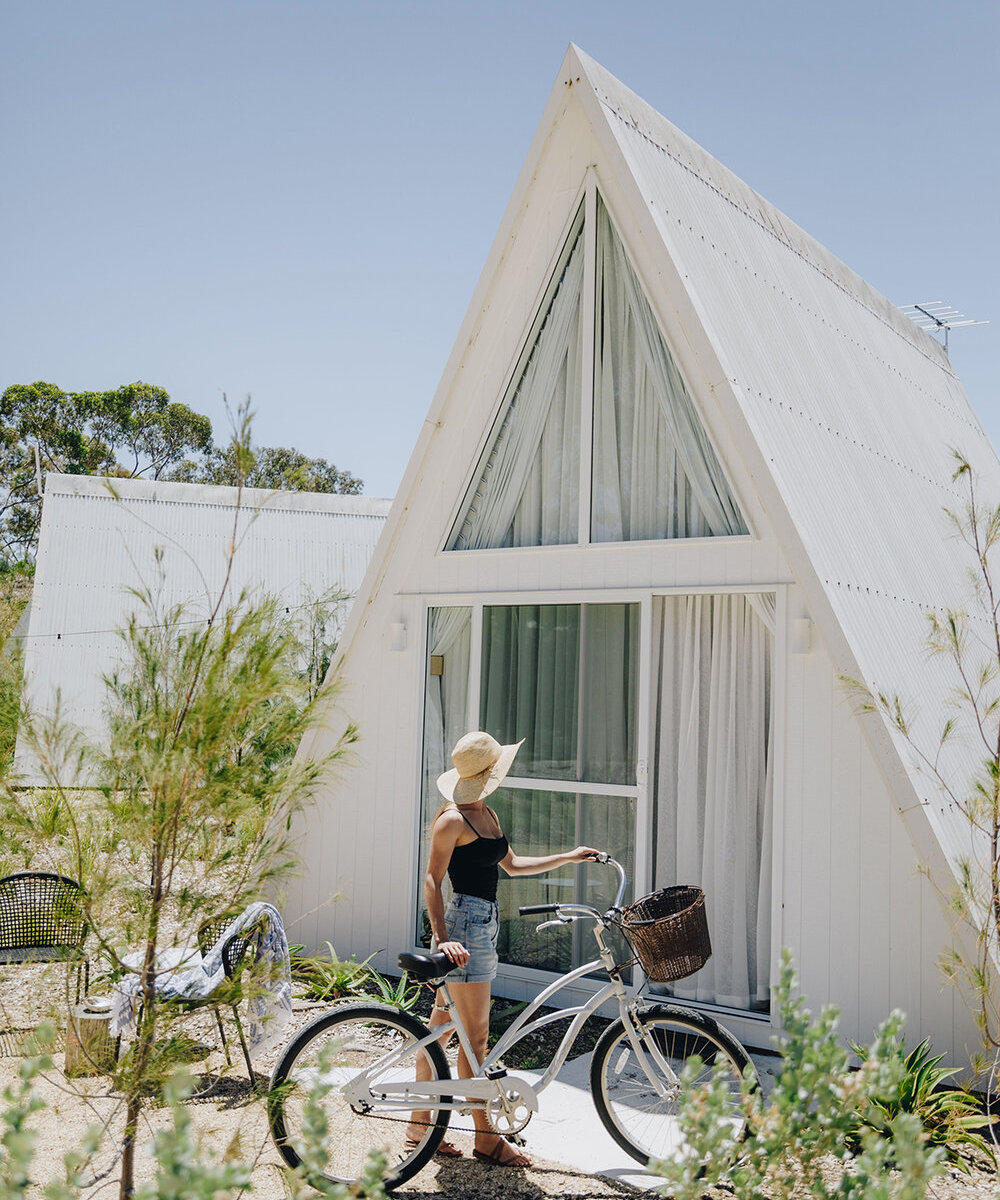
407, 980, 529, 1165
406, 990, 462, 1153
447, 981, 531, 1166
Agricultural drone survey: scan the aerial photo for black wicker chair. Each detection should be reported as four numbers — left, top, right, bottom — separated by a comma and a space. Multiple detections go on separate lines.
0, 871, 90, 1003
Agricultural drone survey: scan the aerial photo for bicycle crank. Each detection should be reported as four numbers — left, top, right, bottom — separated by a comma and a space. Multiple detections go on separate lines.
485, 1084, 536, 1136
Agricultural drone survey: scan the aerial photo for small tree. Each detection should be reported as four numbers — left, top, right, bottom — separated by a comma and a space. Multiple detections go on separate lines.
293, 585, 352, 702
0, 567, 29, 776
849, 452, 1000, 1068
0, 417, 358, 1199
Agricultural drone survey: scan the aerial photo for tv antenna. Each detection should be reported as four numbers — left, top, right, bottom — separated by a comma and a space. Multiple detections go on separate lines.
899, 301, 988, 353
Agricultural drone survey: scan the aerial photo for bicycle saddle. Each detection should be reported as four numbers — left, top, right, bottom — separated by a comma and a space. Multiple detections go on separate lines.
397, 950, 458, 981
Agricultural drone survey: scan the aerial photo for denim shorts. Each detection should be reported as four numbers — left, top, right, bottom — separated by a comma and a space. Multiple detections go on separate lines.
436, 893, 499, 984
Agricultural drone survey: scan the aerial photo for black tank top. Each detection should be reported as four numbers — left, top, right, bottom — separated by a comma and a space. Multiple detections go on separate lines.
447, 808, 508, 903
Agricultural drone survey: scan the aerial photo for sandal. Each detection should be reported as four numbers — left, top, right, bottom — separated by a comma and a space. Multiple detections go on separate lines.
404, 1135, 463, 1158
472, 1139, 532, 1167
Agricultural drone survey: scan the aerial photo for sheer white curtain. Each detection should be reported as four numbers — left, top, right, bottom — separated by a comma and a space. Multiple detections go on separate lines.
480, 605, 580, 778
450, 222, 584, 550
416, 607, 472, 943
422, 607, 472, 800
479, 602, 638, 786
652, 593, 773, 1009
580, 604, 639, 786
592, 198, 747, 542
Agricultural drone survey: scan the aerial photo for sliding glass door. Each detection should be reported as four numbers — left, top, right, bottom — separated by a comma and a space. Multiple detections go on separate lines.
418, 591, 774, 1009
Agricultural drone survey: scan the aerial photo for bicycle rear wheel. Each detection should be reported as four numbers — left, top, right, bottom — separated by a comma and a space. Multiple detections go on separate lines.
268, 1003, 451, 1189
590, 1004, 753, 1165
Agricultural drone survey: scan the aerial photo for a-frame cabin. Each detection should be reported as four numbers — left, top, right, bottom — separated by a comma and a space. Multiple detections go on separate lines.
288, 46, 998, 1061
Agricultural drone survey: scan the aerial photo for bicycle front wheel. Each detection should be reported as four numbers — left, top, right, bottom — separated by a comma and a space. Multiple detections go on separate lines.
268, 1003, 451, 1189
590, 1004, 753, 1165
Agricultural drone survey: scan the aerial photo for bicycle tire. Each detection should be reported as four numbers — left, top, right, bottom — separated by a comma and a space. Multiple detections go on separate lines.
268, 1003, 451, 1189
590, 1003, 754, 1166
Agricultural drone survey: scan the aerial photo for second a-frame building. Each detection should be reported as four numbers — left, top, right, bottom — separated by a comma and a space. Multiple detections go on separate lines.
289, 46, 998, 1062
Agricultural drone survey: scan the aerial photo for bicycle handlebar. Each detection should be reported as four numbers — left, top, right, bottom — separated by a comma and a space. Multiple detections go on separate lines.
518, 855, 628, 918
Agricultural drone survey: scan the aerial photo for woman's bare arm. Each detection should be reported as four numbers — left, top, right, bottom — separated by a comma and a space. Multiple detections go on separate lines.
500, 845, 601, 877
424, 809, 470, 965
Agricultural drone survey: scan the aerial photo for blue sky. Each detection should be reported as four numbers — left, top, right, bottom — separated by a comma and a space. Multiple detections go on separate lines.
2, 1, 997, 498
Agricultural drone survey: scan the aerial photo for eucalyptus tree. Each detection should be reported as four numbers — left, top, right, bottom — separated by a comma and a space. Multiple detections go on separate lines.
0, 381, 212, 564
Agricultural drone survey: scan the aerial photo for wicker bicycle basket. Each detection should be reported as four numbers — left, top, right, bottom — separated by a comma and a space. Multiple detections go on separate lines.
619, 885, 712, 982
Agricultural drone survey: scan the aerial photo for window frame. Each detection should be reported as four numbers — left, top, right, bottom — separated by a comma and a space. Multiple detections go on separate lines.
440, 171, 754, 555
413, 583, 786, 1021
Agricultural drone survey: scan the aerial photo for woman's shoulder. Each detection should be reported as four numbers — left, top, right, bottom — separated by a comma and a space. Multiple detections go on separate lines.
432, 806, 465, 832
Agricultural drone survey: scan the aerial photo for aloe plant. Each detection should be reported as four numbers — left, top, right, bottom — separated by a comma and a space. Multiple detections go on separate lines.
289, 942, 376, 1001
363, 968, 421, 1014
850, 1035, 996, 1170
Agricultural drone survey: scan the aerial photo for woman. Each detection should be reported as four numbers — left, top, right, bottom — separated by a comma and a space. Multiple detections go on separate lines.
406, 730, 601, 1166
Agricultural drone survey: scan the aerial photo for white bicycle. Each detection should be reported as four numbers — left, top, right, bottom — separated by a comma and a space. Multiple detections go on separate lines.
268, 856, 757, 1188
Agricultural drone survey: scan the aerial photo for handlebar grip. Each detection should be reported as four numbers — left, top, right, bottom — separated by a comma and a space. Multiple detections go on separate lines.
519, 903, 560, 916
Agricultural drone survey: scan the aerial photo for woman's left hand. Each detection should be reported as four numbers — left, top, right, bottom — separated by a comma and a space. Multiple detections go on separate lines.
568, 846, 603, 863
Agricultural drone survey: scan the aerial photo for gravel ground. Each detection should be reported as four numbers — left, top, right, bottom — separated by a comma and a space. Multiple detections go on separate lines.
0, 1018, 642, 1199
2, 964, 998, 1199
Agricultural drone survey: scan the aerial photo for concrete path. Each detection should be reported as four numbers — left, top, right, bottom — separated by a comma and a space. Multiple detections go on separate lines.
516, 1051, 777, 1190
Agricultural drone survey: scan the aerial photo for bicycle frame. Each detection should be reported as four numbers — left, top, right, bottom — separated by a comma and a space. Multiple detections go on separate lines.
274, 858, 756, 1189
343, 880, 677, 1115
344, 960, 625, 1116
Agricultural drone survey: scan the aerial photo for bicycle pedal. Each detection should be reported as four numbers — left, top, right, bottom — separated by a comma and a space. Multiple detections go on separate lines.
505, 1134, 526, 1146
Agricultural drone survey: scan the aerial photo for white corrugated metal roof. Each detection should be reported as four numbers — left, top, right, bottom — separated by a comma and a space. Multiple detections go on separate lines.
572, 46, 998, 870
19, 474, 391, 776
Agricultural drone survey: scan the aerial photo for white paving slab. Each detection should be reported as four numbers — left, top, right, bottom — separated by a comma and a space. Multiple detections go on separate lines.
516, 1050, 779, 1190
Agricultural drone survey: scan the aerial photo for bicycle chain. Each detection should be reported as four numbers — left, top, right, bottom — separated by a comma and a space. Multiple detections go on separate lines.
352, 1110, 480, 1135
352, 1095, 530, 1137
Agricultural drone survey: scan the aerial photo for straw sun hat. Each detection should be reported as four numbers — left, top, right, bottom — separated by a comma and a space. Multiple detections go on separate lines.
436, 731, 524, 806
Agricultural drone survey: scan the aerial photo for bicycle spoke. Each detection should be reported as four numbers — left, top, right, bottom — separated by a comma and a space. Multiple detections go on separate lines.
269, 1004, 450, 1188
591, 1006, 750, 1164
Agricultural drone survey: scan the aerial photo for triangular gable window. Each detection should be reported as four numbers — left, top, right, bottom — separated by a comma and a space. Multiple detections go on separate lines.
448, 190, 746, 551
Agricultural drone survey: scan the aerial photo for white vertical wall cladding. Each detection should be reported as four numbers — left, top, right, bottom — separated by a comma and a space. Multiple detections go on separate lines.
20, 474, 391, 782
828, 686, 863, 1035
857, 744, 893, 1035
782, 617, 980, 1058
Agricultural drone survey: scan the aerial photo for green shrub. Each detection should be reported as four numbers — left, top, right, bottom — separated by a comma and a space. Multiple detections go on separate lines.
849, 1035, 996, 1170
363, 969, 421, 1013
282, 1041, 389, 1199
289, 943, 422, 1012
0, 1029, 101, 1200
1, 1056, 47, 1198
652, 950, 948, 1200
0, 1048, 389, 1200
133, 1073, 251, 1200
